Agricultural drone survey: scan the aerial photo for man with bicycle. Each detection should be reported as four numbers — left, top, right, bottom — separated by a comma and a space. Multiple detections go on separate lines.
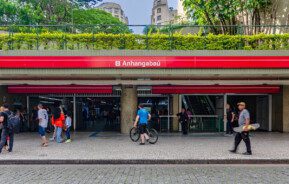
134, 104, 151, 145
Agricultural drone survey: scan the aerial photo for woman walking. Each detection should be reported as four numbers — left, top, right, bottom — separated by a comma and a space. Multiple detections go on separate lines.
51, 103, 65, 143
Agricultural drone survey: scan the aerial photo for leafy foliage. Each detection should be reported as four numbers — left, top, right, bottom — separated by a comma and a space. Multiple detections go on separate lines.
72, 9, 131, 34
0, 0, 130, 34
182, 0, 272, 34
1, 32, 289, 50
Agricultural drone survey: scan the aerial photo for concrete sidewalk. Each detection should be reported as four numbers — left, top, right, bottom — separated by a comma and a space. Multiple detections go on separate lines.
1, 132, 289, 164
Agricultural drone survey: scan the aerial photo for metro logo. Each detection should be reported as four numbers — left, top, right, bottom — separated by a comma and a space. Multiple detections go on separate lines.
114, 60, 162, 68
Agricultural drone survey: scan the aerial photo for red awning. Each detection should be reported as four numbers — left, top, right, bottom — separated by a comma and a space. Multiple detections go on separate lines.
8, 85, 113, 94
1, 56, 289, 69
152, 85, 280, 94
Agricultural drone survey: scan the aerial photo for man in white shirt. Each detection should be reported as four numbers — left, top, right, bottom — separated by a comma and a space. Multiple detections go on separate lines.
38, 104, 48, 147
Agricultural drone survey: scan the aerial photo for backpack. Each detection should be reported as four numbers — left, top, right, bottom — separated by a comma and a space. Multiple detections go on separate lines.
6, 111, 20, 130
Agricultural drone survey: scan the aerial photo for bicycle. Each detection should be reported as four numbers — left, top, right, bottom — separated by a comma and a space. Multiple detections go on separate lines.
129, 124, 158, 144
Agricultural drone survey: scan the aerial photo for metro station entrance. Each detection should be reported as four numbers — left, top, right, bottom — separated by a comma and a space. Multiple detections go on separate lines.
182, 95, 224, 132
28, 95, 121, 132
75, 97, 120, 132
26, 94, 272, 133
138, 96, 169, 132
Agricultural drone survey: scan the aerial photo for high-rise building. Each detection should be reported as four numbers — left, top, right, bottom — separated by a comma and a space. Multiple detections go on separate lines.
177, 0, 188, 22
151, 0, 177, 25
97, 2, 129, 24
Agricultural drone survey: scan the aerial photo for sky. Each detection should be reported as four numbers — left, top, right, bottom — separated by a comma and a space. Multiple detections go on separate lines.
99, 0, 178, 33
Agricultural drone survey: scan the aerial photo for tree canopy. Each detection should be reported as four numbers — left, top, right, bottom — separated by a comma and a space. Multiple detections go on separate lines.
0, 0, 129, 34
182, 0, 272, 34
73, 9, 131, 33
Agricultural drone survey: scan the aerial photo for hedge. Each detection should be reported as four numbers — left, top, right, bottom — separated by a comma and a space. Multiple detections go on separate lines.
1, 33, 289, 50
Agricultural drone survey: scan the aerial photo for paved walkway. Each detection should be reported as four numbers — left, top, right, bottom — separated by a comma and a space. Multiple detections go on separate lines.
0, 164, 288, 184
1, 132, 289, 163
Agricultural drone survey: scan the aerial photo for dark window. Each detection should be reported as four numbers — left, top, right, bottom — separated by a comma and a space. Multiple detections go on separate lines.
157, 15, 161, 21
157, 8, 161, 13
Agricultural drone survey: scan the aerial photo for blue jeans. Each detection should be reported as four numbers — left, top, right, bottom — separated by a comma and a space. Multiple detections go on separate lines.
66, 127, 71, 140
38, 126, 46, 137
56, 127, 63, 143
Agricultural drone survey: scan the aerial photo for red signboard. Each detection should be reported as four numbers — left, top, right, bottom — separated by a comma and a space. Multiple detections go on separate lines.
1, 56, 289, 69
152, 85, 280, 94
8, 85, 113, 94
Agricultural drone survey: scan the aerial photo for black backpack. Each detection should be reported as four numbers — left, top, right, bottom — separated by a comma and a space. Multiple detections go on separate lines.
6, 111, 20, 130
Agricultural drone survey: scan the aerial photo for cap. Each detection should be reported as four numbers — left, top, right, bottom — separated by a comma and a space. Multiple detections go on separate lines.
237, 102, 246, 106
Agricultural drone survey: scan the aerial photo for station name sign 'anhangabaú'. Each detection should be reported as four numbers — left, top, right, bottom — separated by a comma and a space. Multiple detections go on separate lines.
1, 56, 289, 68
114, 60, 161, 68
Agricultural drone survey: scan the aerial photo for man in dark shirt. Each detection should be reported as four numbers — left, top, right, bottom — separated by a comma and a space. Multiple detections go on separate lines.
0, 104, 14, 153
0, 110, 8, 153
225, 104, 235, 135
177, 108, 189, 135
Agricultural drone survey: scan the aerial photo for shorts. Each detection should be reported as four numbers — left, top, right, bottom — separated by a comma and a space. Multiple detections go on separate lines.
38, 126, 46, 137
139, 124, 147, 134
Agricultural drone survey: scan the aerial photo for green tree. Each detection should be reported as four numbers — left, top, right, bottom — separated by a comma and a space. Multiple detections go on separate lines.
72, 9, 131, 33
182, 0, 272, 34
18, 0, 74, 24
0, 0, 18, 24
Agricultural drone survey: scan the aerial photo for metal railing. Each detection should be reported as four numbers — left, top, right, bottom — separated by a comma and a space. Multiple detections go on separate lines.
1, 24, 289, 35
1, 24, 289, 51
158, 115, 223, 133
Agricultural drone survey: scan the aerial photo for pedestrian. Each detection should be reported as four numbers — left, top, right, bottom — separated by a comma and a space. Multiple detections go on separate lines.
64, 112, 72, 143
225, 104, 235, 135
177, 108, 189, 135
0, 104, 18, 153
134, 104, 151, 145
37, 104, 48, 147
0, 106, 4, 147
30, 106, 38, 132
229, 102, 252, 155
51, 103, 65, 143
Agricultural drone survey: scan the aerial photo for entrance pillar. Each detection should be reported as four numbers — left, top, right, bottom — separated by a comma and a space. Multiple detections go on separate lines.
121, 85, 137, 134
172, 95, 180, 132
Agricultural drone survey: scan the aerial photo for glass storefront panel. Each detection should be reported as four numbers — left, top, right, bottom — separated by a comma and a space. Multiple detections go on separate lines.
182, 95, 224, 132
75, 97, 120, 132
138, 97, 169, 132
29, 96, 73, 132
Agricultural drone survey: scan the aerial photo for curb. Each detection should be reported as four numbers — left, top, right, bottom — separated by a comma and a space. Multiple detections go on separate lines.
1, 159, 289, 165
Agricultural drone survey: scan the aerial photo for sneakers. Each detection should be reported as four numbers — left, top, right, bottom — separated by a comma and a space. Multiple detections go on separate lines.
242, 152, 252, 155
139, 143, 145, 145
229, 150, 237, 154
49, 137, 55, 141
65, 139, 72, 143
229, 150, 252, 155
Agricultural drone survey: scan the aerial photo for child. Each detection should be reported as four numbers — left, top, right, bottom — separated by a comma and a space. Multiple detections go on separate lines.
65, 113, 72, 143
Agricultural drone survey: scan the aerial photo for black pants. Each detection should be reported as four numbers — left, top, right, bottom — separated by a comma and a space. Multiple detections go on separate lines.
226, 120, 233, 134
233, 132, 251, 153
0, 128, 14, 153
181, 121, 188, 135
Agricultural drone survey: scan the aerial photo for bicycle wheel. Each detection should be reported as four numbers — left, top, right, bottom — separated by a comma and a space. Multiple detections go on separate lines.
130, 127, 140, 142
148, 128, 158, 144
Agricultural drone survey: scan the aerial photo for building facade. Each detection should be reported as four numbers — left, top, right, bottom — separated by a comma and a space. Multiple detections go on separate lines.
151, 0, 177, 25
97, 2, 129, 24
176, 0, 187, 23
0, 50, 289, 134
